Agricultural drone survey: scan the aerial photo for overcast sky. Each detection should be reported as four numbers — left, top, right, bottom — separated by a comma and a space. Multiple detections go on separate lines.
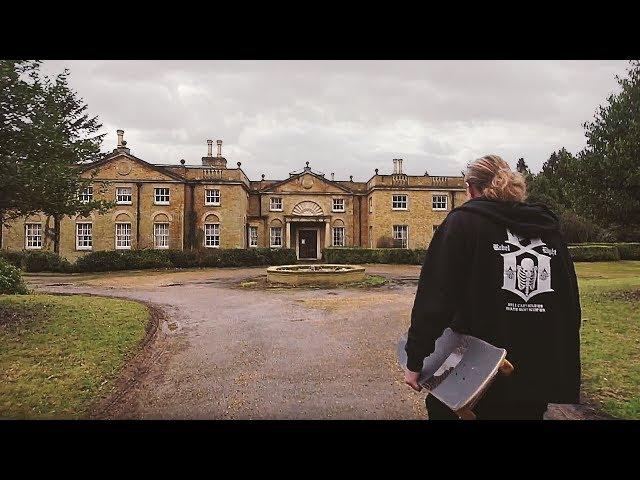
41, 60, 629, 181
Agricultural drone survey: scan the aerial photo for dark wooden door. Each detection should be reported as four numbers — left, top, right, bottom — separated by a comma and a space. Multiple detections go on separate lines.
298, 230, 317, 259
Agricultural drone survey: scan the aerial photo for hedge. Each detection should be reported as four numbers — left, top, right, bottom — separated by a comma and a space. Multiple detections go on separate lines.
0, 258, 28, 294
73, 248, 297, 272
0, 250, 73, 273
567, 245, 621, 262
323, 247, 427, 265
615, 243, 640, 260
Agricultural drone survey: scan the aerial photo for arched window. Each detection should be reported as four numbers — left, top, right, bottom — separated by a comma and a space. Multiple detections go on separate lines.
204, 214, 220, 248
154, 213, 170, 249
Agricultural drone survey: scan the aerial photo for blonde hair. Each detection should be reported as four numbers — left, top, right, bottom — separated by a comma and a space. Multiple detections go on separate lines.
465, 154, 527, 202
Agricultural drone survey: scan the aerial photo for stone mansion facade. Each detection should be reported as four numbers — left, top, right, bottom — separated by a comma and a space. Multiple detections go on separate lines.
1, 130, 468, 261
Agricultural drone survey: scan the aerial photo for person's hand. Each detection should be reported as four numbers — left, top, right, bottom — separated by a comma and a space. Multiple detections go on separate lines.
404, 369, 422, 392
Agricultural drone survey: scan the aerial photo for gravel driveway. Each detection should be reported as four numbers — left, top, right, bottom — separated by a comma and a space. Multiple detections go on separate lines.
27, 265, 605, 420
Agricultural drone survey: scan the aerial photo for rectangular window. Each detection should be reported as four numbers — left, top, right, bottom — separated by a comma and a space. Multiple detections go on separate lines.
154, 187, 170, 205
270, 197, 282, 211
432, 194, 448, 210
270, 227, 282, 247
369, 197, 373, 213
25, 223, 42, 249
204, 223, 220, 248
76, 223, 92, 250
332, 198, 345, 212
79, 186, 93, 203
249, 226, 258, 247
115, 223, 132, 249
116, 187, 132, 204
393, 225, 408, 249
205, 188, 220, 206
154, 223, 169, 249
392, 194, 407, 210
332, 227, 345, 246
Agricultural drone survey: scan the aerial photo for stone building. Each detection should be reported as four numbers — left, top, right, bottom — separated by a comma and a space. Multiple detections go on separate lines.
1, 130, 467, 261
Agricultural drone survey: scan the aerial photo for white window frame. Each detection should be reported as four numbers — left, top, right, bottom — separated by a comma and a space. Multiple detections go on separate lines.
79, 186, 93, 203
270, 226, 283, 247
76, 222, 93, 250
432, 194, 448, 211
116, 187, 132, 205
154, 187, 170, 205
204, 223, 220, 248
332, 226, 345, 247
25, 223, 43, 249
249, 226, 258, 248
154, 222, 170, 249
205, 188, 221, 206
392, 194, 408, 210
270, 197, 283, 212
332, 198, 345, 213
115, 222, 132, 250
393, 225, 409, 249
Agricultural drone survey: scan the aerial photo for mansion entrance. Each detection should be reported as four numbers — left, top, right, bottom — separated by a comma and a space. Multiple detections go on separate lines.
297, 229, 318, 260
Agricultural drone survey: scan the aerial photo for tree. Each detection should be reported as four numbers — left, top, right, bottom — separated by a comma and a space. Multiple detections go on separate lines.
573, 60, 640, 233
0, 60, 113, 251
516, 157, 530, 175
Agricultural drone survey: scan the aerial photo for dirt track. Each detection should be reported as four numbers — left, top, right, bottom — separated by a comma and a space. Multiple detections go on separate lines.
26, 265, 607, 420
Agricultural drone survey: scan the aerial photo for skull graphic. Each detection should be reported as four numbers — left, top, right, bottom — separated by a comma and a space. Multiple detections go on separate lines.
517, 257, 538, 297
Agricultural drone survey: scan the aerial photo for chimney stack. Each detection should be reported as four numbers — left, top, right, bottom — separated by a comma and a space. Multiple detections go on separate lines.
117, 129, 124, 148
392, 159, 398, 174
216, 140, 223, 157
207, 139, 213, 157
331, 173, 335, 181
398, 158, 403, 174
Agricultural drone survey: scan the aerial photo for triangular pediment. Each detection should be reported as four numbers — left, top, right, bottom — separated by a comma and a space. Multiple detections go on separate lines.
265, 172, 352, 194
81, 152, 184, 182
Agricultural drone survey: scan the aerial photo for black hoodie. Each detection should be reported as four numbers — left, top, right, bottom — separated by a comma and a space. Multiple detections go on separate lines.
405, 197, 581, 405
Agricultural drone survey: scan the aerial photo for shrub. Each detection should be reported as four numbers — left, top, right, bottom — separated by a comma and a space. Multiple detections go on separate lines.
559, 211, 613, 243
324, 247, 426, 265
0, 258, 28, 294
0, 250, 24, 268
0, 250, 72, 272
73, 248, 297, 272
20, 250, 73, 273
568, 245, 621, 262
74, 250, 173, 272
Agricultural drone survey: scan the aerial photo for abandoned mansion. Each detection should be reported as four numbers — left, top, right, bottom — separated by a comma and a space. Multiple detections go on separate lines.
1, 130, 468, 261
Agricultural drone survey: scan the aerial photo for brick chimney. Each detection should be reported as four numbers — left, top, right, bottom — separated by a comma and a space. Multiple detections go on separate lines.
217, 140, 223, 157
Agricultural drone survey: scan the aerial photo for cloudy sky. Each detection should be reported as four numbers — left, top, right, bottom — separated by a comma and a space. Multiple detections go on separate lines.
41, 60, 629, 181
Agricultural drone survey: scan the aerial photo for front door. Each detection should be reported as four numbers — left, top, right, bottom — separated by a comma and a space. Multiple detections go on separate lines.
298, 229, 317, 259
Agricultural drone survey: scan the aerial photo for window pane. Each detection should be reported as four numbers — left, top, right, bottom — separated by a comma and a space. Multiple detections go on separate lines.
116, 187, 132, 203
332, 227, 345, 246
155, 188, 170, 203
206, 189, 220, 204
249, 226, 258, 247
154, 223, 169, 248
393, 225, 408, 248
25, 223, 42, 248
205, 223, 220, 247
116, 223, 132, 248
392, 195, 407, 209
432, 195, 448, 210
76, 223, 92, 248
270, 227, 282, 246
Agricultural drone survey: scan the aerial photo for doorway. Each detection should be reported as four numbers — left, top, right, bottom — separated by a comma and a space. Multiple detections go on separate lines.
298, 229, 318, 260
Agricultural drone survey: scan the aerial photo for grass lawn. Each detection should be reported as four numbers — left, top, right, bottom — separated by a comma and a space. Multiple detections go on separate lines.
0, 294, 150, 419
575, 261, 640, 419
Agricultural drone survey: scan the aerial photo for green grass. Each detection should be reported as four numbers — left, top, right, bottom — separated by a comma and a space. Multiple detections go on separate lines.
0, 294, 149, 419
575, 261, 640, 418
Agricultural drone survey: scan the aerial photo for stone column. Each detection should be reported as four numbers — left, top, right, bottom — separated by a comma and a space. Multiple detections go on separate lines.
325, 221, 331, 248
286, 221, 291, 248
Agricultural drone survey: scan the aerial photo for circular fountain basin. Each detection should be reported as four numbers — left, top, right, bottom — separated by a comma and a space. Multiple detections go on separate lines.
266, 264, 366, 286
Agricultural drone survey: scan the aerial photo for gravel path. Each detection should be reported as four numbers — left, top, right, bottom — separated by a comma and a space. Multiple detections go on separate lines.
26, 265, 607, 420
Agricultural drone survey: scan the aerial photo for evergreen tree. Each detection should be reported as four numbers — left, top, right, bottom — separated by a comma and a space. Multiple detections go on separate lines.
0, 60, 113, 250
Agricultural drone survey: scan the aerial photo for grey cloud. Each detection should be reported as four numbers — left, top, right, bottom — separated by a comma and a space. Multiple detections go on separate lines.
40, 60, 629, 181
